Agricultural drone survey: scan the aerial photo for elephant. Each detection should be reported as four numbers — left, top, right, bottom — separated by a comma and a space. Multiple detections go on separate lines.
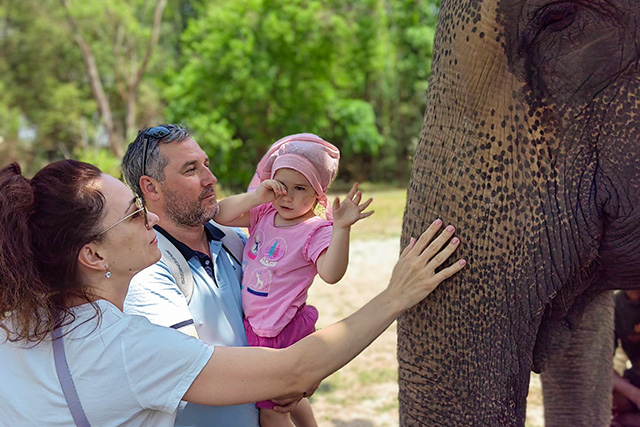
399, 0, 640, 425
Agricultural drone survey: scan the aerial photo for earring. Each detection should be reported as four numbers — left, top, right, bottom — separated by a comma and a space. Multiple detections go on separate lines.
104, 264, 111, 279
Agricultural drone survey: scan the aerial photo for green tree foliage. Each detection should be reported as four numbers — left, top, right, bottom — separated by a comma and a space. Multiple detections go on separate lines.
0, 0, 170, 171
0, 0, 95, 172
375, 0, 439, 184
165, 0, 388, 189
1, 0, 441, 186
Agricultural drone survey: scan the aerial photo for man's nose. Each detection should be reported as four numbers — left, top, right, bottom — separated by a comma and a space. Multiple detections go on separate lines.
203, 167, 217, 185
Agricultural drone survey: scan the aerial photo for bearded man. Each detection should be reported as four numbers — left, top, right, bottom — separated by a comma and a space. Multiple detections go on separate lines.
121, 125, 262, 427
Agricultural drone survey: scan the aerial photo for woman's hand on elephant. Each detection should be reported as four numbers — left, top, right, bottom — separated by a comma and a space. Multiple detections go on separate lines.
388, 219, 466, 310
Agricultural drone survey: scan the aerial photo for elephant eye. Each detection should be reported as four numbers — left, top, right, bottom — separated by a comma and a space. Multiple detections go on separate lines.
535, 2, 578, 31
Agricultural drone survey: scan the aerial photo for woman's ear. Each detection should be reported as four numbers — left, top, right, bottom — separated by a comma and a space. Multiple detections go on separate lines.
77, 242, 106, 273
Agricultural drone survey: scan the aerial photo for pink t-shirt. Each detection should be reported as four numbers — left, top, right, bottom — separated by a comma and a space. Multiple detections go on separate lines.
243, 204, 333, 337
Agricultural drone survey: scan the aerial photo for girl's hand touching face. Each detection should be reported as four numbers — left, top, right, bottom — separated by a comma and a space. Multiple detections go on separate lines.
256, 179, 287, 204
331, 182, 374, 229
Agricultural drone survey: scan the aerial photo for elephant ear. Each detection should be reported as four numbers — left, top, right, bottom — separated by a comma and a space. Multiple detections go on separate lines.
532, 289, 605, 372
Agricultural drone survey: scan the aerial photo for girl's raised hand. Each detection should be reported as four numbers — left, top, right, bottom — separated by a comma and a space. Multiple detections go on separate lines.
331, 183, 374, 229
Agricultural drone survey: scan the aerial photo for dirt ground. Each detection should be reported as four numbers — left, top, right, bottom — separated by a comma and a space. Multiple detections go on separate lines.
307, 238, 545, 427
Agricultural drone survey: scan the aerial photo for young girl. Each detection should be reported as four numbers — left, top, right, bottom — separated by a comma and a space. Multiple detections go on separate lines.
216, 133, 373, 427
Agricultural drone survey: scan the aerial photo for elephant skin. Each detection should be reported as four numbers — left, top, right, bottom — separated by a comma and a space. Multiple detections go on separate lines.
399, 0, 639, 425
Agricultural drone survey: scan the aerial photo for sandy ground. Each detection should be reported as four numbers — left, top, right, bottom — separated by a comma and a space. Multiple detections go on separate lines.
307, 238, 545, 427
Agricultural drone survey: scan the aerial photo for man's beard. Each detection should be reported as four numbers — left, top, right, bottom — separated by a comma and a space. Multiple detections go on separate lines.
162, 184, 220, 228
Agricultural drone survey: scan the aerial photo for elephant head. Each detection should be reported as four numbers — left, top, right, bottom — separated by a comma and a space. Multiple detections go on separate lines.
400, 0, 640, 425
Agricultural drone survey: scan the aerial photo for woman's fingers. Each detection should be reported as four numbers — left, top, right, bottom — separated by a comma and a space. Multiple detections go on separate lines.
400, 237, 417, 258
404, 219, 464, 274
430, 257, 467, 283
425, 235, 460, 270
391, 220, 466, 309
414, 224, 456, 263
407, 219, 444, 255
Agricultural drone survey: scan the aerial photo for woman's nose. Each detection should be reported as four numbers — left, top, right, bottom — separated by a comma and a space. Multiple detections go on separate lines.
147, 211, 160, 228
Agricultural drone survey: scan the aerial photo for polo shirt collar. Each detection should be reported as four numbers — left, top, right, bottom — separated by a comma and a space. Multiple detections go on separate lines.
154, 222, 225, 260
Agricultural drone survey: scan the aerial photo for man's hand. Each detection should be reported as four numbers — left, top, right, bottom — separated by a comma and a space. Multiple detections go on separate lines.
270, 381, 320, 413
331, 182, 373, 229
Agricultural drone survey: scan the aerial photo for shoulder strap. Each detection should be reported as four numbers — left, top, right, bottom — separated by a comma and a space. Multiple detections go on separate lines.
155, 223, 244, 304
155, 231, 195, 304
209, 221, 245, 266
52, 328, 92, 427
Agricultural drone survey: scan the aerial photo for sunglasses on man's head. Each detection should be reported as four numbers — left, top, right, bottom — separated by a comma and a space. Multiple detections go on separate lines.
141, 126, 171, 177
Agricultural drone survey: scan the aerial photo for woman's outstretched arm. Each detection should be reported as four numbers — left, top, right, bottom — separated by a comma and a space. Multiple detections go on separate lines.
183, 219, 465, 406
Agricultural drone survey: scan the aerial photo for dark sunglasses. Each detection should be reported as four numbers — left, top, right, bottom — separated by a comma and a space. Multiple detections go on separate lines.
141, 126, 171, 177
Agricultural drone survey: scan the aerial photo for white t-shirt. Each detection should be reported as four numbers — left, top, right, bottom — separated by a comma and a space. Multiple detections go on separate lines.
0, 300, 213, 427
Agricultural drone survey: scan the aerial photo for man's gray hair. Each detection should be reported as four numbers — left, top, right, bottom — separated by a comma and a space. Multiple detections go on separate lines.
121, 124, 191, 198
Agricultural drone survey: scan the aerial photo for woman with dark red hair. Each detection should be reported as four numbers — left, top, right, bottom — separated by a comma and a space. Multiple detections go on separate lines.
0, 159, 465, 426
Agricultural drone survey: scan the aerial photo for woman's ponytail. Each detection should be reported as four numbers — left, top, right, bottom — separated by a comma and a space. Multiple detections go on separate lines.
0, 163, 53, 342
0, 160, 104, 344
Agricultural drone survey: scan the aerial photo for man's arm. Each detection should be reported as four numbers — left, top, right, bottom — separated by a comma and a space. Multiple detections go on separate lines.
216, 180, 286, 227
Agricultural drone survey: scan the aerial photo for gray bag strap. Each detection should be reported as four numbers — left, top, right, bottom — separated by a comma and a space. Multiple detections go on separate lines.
155, 231, 195, 303
209, 221, 245, 266
155, 222, 245, 304
52, 327, 91, 427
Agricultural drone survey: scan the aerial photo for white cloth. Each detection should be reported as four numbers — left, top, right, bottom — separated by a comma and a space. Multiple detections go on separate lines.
0, 300, 213, 427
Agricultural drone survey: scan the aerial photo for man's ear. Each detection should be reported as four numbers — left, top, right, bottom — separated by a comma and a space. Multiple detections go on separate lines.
140, 176, 160, 201
77, 242, 106, 273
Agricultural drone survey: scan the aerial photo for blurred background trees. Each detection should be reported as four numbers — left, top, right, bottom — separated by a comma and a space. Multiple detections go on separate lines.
0, 0, 440, 190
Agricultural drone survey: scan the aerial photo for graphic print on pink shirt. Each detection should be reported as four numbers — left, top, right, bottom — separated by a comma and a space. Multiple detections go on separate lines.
247, 230, 263, 260
259, 237, 287, 267
246, 235, 287, 297
247, 268, 273, 297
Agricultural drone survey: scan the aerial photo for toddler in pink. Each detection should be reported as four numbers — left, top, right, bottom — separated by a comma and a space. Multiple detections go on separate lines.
215, 133, 373, 427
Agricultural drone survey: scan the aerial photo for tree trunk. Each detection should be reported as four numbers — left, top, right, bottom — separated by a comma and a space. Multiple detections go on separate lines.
60, 0, 121, 156
61, 0, 167, 155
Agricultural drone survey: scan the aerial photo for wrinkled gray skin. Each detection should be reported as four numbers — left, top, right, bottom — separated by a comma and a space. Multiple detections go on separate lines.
399, 0, 640, 425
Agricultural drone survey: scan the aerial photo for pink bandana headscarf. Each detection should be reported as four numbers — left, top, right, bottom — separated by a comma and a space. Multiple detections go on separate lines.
248, 133, 340, 220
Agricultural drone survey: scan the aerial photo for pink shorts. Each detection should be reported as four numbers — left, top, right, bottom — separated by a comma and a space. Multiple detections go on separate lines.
243, 304, 319, 409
